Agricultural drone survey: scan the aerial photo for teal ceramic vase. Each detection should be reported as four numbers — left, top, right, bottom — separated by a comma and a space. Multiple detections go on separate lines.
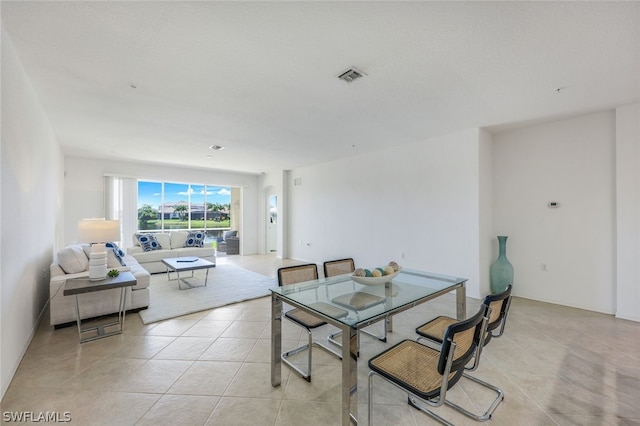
490, 236, 513, 293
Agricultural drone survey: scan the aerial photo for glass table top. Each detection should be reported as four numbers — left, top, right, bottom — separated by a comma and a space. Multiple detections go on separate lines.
271, 268, 466, 327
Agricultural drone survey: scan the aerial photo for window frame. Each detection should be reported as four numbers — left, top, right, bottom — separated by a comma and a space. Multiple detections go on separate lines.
137, 180, 232, 241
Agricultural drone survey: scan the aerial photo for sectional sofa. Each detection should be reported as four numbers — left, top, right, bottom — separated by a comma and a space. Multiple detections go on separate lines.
49, 231, 216, 327
49, 244, 150, 327
126, 231, 216, 274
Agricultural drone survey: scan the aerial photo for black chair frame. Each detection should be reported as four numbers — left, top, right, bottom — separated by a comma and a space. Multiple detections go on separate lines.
368, 305, 488, 426
413, 285, 513, 421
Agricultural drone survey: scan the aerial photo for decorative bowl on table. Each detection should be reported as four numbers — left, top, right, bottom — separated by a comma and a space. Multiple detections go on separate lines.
351, 262, 401, 286
352, 270, 400, 286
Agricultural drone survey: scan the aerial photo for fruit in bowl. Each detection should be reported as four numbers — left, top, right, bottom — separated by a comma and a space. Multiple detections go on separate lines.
352, 261, 401, 285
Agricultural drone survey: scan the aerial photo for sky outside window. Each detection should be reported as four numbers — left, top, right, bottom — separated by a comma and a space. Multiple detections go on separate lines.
138, 181, 231, 209
190, 184, 205, 208
138, 181, 162, 209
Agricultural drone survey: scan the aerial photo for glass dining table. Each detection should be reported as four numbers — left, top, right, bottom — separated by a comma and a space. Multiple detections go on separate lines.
270, 268, 467, 425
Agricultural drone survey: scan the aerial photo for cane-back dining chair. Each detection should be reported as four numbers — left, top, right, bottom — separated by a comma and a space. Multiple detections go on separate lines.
323, 258, 355, 278
413, 285, 512, 421
368, 304, 488, 425
277, 263, 347, 382
416, 285, 512, 360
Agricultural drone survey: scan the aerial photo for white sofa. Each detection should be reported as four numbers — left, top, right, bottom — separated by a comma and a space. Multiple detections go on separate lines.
127, 231, 216, 274
49, 244, 150, 327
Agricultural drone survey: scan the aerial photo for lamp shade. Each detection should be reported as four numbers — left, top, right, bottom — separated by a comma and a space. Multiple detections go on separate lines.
77, 218, 120, 243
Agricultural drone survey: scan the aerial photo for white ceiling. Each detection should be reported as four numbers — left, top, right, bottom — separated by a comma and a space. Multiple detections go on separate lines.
2, 1, 639, 175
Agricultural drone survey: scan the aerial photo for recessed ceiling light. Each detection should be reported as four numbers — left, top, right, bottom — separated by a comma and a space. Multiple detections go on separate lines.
209, 145, 224, 151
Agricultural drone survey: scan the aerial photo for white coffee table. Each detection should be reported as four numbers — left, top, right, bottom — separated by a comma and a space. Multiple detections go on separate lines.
162, 257, 216, 290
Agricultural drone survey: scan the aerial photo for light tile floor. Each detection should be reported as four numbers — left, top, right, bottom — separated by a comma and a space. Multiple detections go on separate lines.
2, 254, 639, 425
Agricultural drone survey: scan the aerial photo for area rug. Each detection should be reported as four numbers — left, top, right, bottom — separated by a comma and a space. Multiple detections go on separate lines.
138, 263, 276, 324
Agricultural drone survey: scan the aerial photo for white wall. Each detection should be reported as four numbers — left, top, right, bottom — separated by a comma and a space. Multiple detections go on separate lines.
258, 170, 287, 257
287, 129, 485, 298
63, 157, 261, 254
1, 29, 62, 398
492, 111, 616, 314
478, 129, 494, 296
615, 103, 640, 321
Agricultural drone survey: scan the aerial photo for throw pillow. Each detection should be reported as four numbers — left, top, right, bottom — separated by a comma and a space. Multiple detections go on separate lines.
82, 243, 125, 268
155, 233, 172, 250
106, 242, 127, 266
170, 231, 188, 249
57, 245, 89, 274
184, 230, 205, 247
106, 250, 121, 268
135, 233, 162, 252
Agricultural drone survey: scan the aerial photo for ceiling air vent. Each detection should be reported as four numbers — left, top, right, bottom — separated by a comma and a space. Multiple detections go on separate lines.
337, 67, 366, 83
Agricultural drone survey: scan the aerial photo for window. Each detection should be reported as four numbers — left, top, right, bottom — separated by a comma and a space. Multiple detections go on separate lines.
137, 180, 231, 241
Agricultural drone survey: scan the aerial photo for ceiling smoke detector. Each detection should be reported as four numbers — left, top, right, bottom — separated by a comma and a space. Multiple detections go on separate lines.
337, 67, 366, 83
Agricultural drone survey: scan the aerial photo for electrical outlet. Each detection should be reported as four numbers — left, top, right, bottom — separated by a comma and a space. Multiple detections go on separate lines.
401, 252, 405, 260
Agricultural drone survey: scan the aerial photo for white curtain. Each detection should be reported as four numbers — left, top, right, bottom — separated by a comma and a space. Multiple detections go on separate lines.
104, 175, 138, 248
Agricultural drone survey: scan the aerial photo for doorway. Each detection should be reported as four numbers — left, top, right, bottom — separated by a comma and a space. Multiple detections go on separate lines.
267, 195, 277, 253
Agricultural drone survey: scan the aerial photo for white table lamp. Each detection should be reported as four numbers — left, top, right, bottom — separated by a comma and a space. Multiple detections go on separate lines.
78, 218, 120, 280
